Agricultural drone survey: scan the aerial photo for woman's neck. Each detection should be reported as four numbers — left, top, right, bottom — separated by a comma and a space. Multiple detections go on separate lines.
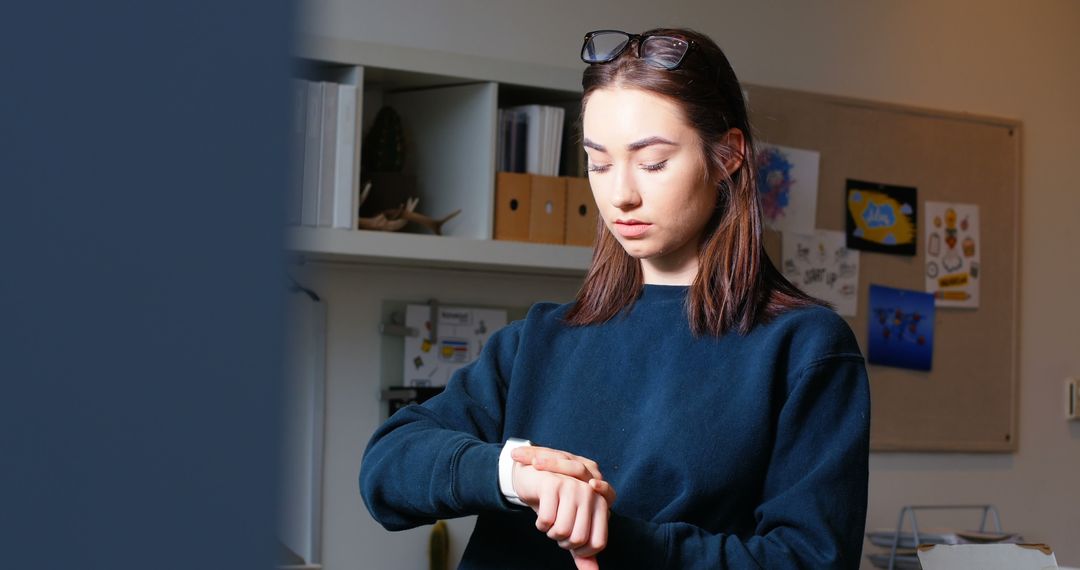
640, 258, 698, 285
640, 239, 700, 285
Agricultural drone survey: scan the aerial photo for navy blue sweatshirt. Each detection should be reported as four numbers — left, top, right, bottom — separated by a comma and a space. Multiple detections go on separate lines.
360, 284, 870, 568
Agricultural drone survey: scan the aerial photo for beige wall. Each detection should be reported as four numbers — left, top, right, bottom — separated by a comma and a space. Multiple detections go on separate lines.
301, 1, 1080, 567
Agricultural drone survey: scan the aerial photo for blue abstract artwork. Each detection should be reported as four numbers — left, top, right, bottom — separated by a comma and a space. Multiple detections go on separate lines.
867, 284, 935, 371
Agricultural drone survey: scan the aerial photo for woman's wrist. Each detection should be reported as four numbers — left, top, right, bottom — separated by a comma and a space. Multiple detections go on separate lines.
498, 437, 532, 507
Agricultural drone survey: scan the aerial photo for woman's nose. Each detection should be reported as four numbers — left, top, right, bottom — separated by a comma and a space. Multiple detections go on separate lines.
609, 167, 641, 210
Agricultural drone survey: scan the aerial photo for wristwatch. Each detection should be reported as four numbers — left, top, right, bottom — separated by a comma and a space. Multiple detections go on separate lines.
498, 437, 533, 507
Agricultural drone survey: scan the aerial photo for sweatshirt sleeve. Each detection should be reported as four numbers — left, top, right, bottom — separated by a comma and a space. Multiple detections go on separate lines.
359, 320, 524, 531
597, 354, 871, 569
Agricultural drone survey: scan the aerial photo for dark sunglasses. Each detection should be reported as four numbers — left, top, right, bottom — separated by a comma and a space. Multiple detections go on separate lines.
580, 30, 696, 70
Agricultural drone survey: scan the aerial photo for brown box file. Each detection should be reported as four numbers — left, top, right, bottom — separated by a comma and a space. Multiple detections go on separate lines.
528, 175, 567, 244
563, 177, 597, 247
494, 172, 531, 242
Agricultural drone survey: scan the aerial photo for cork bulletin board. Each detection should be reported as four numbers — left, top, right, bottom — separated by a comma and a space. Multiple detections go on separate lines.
746, 84, 1022, 452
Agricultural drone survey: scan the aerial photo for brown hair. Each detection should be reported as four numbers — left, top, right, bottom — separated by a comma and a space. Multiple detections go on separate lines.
565, 27, 827, 337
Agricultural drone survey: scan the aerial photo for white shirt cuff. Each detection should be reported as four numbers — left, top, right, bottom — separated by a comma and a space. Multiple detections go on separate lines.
498, 438, 532, 507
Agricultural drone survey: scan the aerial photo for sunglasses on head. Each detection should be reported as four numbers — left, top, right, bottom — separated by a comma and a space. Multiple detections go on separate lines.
580, 29, 696, 70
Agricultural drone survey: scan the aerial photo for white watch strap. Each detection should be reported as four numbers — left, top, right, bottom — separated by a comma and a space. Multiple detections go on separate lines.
498, 437, 532, 507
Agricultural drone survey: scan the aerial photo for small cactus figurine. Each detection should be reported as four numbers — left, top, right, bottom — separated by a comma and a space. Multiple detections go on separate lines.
429, 520, 449, 570
362, 106, 406, 175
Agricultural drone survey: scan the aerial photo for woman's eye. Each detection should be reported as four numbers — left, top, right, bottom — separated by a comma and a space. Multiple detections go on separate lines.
587, 160, 667, 173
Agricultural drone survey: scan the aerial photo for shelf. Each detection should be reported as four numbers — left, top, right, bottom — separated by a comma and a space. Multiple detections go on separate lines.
285, 227, 592, 276
288, 36, 592, 278
296, 35, 582, 93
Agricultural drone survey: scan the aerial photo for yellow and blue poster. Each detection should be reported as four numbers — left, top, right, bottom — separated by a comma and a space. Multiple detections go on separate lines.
868, 284, 935, 371
845, 179, 917, 256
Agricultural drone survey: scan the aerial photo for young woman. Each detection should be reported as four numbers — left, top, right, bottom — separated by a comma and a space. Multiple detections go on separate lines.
360, 27, 870, 569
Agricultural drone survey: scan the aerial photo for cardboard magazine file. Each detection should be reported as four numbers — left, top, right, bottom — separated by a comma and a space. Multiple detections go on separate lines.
527, 174, 566, 244
494, 172, 531, 242
916, 543, 1058, 570
564, 177, 597, 247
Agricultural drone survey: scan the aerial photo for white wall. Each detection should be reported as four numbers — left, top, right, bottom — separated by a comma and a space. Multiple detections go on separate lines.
298, 264, 581, 569
300, 1, 1080, 567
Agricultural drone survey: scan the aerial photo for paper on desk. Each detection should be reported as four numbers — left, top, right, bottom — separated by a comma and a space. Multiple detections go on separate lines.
867, 528, 1021, 549
917, 543, 1057, 570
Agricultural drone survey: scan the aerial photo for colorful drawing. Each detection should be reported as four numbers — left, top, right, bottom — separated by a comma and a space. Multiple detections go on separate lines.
438, 338, 470, 362
867, 285, 935, 371
924, 201, 980, 308
781, 230, 861, 316
403, 305, 507, 387
845, 179, 917, 255
755, 143, 820, 233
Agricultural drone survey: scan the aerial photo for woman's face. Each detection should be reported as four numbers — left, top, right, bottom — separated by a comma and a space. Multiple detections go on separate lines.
582, 86, 716, 284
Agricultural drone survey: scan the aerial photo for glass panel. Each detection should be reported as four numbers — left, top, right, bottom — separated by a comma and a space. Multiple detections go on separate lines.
640, 36, 688, 69
583, 32, 630, 62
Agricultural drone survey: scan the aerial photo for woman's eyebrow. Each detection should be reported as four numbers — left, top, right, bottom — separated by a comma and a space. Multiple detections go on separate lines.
627, 136, 679, 151
583, 138, 608, 152
583, 136, 679, 153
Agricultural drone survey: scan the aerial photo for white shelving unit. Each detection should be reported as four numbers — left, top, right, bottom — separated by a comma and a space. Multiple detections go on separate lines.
287, 36, 591, 275
380, 80, 498, 240
286, 227, 592, 276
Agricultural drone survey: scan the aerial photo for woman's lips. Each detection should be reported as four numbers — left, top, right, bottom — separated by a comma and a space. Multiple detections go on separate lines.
614, 221, 652, 238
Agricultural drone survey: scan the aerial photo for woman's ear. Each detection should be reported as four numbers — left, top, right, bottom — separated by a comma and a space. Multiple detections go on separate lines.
715, 128, 745, 178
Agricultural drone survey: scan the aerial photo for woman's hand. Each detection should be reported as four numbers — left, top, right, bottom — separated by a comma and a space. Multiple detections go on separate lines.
510, 447, 617, 568
511, 446, 617, 506
511, 461, 612, 568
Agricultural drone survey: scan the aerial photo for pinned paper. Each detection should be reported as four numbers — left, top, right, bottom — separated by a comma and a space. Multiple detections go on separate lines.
925, 201, 980, 308
845, 179, 917, 255
867, 285, 935, 371
755, 143, 820, 233
781, 230, 860, 316
402, 305, 507, 387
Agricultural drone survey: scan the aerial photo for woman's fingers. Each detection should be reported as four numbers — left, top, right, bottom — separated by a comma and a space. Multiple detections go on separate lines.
512, 446, 603, 482
571, 552, 600, 570
566, 453, 602, 481
557, 485, 595, 550
589, 478, 617, 506
533, 457, 594, 482
521, 468, 611, 560
547, 482, 581, 542
566, 488, 609, 558
574, 489, 610, 558
534, 476, 559, 533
